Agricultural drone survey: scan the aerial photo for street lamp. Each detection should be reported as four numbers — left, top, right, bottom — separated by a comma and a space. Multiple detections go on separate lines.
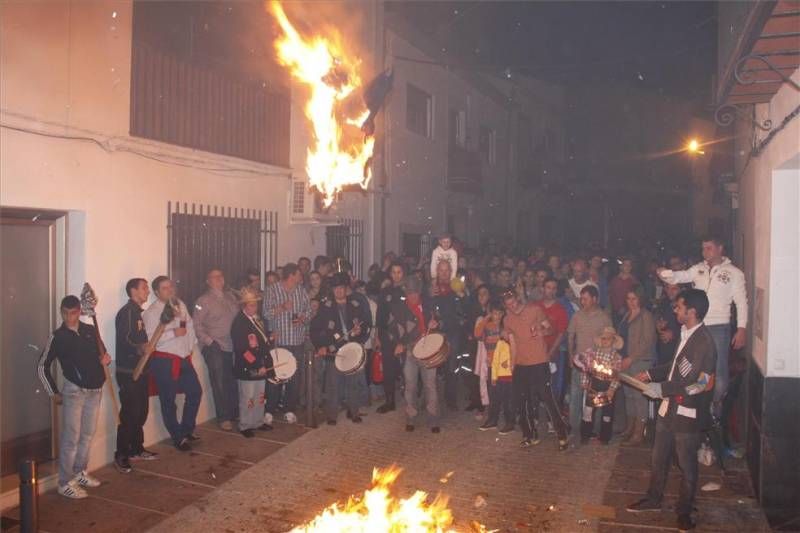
686, 138, 705, 155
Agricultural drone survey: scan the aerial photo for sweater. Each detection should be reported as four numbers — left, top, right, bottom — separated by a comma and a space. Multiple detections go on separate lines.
430, 246, 458, 280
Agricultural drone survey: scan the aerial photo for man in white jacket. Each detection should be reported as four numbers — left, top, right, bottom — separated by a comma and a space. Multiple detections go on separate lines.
657, 237, 748, 414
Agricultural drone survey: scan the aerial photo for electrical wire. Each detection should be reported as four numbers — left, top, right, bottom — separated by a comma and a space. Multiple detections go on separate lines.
0, 122, 292, 178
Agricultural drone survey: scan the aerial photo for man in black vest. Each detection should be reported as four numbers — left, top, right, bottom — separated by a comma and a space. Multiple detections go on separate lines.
626, 288, 717, 532
375, 261, 406, 413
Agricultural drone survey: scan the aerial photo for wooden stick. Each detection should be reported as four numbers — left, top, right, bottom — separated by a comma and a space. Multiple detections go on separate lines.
618, 372, 648, 392
133, 321, 167, 381
90, 315, 120, 425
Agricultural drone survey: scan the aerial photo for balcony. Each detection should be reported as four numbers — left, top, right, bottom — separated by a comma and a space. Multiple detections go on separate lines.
446, 145, 483, 194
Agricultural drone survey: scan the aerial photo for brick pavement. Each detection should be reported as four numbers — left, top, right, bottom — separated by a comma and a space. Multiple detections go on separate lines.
150, 408, 620, 532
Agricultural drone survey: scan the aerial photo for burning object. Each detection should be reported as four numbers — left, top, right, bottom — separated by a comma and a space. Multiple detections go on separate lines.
290, 465, 477, 532
270, 1, 388, 208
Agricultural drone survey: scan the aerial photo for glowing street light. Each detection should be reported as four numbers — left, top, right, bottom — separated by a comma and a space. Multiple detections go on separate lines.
686, 138, 705, 155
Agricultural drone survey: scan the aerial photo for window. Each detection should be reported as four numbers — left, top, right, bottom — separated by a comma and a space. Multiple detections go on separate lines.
325, 219, 365, 279
479, 125, 496, 165
292, 182, 306, 215
406, 83, 433, 138
449, 109, 466, 148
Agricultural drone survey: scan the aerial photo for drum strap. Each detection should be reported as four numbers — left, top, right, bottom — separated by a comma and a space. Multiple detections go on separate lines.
337, 305, 349, 341
248, 315, 269, 344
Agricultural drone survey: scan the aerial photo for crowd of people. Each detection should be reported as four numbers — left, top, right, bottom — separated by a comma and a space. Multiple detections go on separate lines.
37, 231, 748, 532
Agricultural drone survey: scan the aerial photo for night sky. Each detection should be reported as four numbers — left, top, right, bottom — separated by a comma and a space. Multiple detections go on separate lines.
387, 1, 717, 102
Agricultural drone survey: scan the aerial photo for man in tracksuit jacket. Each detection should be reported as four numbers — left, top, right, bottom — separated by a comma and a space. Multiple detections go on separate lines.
627, 288, 717, 532
38, 295, 112, 499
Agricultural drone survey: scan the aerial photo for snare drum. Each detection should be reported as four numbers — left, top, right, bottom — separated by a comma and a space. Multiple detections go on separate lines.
412, 333, 449, 369
335, 342, 366, 375
268, 347, 298, 384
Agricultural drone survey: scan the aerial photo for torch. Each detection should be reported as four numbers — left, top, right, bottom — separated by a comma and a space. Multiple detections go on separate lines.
79, 283, 120, 424
133, 299, 178, 381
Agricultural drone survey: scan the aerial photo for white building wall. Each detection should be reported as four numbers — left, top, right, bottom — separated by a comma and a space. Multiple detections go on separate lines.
0, 0, 372, 475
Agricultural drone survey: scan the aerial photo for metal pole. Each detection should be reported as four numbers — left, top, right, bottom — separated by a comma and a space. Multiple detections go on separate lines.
305, 353, 317, 428
19, 460, 38, 533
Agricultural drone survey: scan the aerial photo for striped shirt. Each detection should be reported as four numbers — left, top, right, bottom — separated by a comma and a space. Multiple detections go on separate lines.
264, 281, 311, 346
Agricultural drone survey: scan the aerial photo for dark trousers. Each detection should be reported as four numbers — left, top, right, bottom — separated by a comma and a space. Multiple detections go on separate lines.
201, 344, 238, 422
646, 421, 702, 516
486, 372, 514, 426
443, 336, 462, 408
513, 363, 569, 440
150, 357, 202, 444
115, 372, 149, 458
265, 344, 304, 415
381, 343, 402, 405
581, 397, 614, 443
463, 339, 482, 407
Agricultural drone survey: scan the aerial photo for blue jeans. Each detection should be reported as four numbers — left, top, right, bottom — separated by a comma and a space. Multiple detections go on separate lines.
403, 350, 440, 427
59, 381, 102, 486
150, 357, 203, 444
201, 344, 238, 423
706, 324, 730, 412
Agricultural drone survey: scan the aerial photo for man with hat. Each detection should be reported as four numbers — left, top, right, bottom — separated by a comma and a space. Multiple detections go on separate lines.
310, 273, 371, 424
230, 287, 276, 437
572, 326, 624, 444
383, 276, 442, 433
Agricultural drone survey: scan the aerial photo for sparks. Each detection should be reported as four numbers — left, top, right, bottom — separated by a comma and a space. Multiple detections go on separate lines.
269, 1, 375, 208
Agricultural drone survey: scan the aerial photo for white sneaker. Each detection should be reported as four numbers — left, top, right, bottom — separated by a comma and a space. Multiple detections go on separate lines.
284, 412, 297, 424
74, 470, 101, 488
58, 480, 88, 499
263, 412, 274, 425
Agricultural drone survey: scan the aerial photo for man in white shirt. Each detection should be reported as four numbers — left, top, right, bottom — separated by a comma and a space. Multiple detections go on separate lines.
142, 276, 202, 451
657, 236, 747, 413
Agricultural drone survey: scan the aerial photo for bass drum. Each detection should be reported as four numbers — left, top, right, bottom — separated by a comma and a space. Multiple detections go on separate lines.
268, 347, 298, 384
335, 342, 366, 375
412, 333, 449, 369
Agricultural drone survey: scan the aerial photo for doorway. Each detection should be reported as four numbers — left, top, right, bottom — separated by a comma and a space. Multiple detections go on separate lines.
1, 210, 65, 478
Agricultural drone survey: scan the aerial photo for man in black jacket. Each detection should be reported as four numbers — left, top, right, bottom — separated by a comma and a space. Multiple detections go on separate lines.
627, 288, 717, 532
375, 261, 406, 413
430, 260, 466, 409
38, 295, 111, 499
113, 278, 158, 473
311, 273, 372, 424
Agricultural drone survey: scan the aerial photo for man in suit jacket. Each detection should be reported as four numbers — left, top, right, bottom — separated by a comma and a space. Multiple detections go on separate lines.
626, 288, 717, 532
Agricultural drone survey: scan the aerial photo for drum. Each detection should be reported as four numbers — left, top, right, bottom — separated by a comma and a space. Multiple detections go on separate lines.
335, 342, 366, 375
412, 333, 449, 369
268, 347, 298, 384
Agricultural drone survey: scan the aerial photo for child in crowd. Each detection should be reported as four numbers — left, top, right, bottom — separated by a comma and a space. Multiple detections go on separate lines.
430, 233, 458, 281
476, 299, 514, 434
573, 326, 623, 444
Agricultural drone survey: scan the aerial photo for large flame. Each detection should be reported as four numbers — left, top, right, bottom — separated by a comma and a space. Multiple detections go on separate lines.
270, 1, 375, 208
291, 465, 463, 532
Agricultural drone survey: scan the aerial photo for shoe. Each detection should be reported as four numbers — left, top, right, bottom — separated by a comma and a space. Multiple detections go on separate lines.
264, 412, 274, 425
520, 439, 533, 448
498, 425, 514, 435
405, 424, 415, 432
431, 427, 441, 434
547, 422, 555, 434
531, 430, 541, 445
175, 438, 191, 452
376, 402, 396, 414
256, 423, 273, 431
58, 480, 88, 499
479, 421, 498, 431
352, 415, 363, 423
186, 433, 201, 442
677, 513, 696, 531
220, 420, 234, 431
626, 498, 662, 513
74, 470, 101, 488
285, 412, 297, 424
241, 429, 255, 438
558, 439, 569, 451
327, 419, 337, 426
131, 449, 158, 461
114, 456, 132, 474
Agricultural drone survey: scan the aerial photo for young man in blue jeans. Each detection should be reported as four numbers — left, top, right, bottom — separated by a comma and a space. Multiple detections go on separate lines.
38, 295, 112, 499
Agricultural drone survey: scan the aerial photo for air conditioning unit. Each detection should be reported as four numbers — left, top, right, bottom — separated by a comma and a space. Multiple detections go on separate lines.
289, 179, 340, 225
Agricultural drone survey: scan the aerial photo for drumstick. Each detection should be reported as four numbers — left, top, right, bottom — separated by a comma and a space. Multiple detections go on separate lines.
264, 361, 290, 372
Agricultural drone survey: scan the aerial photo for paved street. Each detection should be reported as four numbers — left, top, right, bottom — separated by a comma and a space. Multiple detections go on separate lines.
3, 399, 769, 532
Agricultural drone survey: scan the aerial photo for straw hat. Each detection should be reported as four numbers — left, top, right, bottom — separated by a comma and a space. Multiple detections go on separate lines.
237, 286, 263, 305
594, 326, 624, 351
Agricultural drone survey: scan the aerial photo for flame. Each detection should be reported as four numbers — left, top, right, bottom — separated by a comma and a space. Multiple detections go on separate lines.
269, 1, 375, 208
291, 465, 466, 532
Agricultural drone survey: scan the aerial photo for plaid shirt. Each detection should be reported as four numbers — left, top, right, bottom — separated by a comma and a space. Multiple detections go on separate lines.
264, 282, 310, 347
578, 346, 622, 395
